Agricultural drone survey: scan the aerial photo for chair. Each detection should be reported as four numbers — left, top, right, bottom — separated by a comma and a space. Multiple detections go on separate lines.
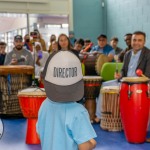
100, 62, 123, 81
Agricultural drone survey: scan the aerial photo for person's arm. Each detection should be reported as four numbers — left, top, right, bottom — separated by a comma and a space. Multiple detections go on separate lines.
78, 139, 96, 150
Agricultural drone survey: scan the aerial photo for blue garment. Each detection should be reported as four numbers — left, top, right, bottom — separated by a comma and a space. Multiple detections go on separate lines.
0, 54, 6, 65
90, 44, 113, 55
127, 50, 142, 77
36, 98, 97, 150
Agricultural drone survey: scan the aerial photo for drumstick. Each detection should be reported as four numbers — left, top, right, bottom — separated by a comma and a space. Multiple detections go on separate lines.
136, 69, 147, 77
115, 62, 119, 74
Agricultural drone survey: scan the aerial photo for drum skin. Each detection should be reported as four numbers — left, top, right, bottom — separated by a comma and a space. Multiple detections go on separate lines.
120, 82, 150, 143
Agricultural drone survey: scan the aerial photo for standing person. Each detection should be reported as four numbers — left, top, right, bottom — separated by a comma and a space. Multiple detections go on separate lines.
4, 35, 34, 66
30, 29, 47, 51
36, 50, 97, 150
23, 34, 33, 52
90, 34, 114, 62
0, 41, 7, 65
95, 31, 150, 123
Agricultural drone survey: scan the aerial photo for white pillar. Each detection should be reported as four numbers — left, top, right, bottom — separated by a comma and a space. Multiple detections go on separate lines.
68, 0, 73, 31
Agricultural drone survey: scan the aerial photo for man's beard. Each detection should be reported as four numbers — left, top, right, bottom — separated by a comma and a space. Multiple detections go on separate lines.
15, 45, 23, 50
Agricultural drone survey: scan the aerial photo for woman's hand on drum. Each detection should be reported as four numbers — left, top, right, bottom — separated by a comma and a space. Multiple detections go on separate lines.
114, 72, 121, 79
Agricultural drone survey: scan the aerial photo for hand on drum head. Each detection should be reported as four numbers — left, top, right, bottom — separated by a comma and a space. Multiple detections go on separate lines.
114, 72, 121, 79
11, 58, 18, 65
92, 51, 99, 56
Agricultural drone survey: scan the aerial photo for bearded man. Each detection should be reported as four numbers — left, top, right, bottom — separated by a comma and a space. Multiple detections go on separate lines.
4, 35, 33, 66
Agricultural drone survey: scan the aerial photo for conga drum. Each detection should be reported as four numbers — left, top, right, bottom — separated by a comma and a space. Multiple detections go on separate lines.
120, 77, 150, 143
18, 88, 46, 144
0, 65, 33, 116
100, 86, 123, 131
83, 76, 102, 122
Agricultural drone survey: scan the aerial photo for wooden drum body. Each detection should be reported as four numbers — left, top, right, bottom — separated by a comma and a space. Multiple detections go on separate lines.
0, 65, 33, 116
83, 76, 102, 122
79, 53, 109, 76
100, 86, 123, 131
120, 77, 150, 143
18, 88, 46, 144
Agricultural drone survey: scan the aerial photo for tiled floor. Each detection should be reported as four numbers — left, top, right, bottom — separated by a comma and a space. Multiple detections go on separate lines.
0, 118, 150, 150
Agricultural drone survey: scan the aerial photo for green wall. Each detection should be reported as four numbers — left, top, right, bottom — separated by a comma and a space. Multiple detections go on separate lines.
73, 0, 104, 44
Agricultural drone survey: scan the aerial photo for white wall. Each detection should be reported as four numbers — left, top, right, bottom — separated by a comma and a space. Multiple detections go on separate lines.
0, 0, 69, 15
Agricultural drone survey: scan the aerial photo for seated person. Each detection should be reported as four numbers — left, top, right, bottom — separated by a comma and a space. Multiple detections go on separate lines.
110, 37, 123, 62
4, 35, 33, 66
90, 34, 114, 62
74, 38, 84, 52
95, 31, 150, 123
0, 42, 7, 65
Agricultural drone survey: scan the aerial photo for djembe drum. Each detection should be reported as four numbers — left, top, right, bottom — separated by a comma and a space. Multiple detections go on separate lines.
120, 77, 150, 143
18, 88, 46, 144
79, 53, 100, 75
83, 76, 102, 122
100, 86, 123, 131
0, 65, 33, 116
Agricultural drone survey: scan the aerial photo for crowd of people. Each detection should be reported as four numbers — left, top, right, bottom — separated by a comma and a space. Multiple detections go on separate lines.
1, 30, 150, 149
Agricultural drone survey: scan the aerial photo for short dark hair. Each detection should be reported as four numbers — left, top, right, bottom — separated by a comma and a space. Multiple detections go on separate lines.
133, 31, 146, 39
97, 34, 107, 40
124, 33, 132, 37
75, 38, 84, 46
84, 39, 91, 43
111, 37, 119, 42
0, 41, 7, 46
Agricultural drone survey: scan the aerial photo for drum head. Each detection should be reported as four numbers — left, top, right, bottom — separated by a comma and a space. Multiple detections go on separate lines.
121, 77, 150, 83
18, 88, 46, 96
0, 65, 34, 75
95, 54, 109, 75
83, 76, 102, 81
101, 86, 119, 93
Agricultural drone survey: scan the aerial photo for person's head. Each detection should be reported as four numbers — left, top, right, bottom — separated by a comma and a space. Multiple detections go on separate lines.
51, 41, 58, 52
0, 41, 7, 54
69, 31, 75, 39
131, 31, 146, 53
14, 35, 23, 51
124, 33, 132, 47
24, 34, 30, 43
31, 29, 40, 39
110, 37, 119, 49
97, 34, 107, 48
35, 42, 42, 52
74, 38, 84, 51
50, 34, 56, 43
58, 33, 72, 50
42, 51, 84, 102
84, 39, 91, 47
